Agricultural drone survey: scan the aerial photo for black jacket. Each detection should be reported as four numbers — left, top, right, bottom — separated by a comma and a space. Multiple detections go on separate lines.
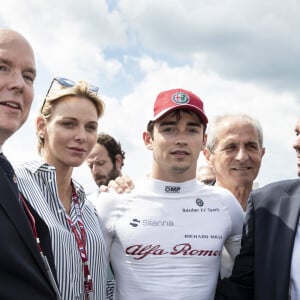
216, 179, 300, 300
0, 168, 59, 299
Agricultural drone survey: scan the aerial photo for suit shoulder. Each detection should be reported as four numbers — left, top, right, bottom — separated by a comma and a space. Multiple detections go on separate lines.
253, 178, 300, 195
250, 178, 300, 207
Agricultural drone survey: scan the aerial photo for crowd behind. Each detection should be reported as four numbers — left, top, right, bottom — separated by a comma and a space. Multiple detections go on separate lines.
1, 28, 300, 300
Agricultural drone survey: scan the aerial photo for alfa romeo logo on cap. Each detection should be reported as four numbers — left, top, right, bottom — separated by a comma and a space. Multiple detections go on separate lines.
172, 92, 190, 104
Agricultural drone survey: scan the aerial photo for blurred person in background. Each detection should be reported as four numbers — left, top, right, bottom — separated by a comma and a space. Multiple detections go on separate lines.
87, 132, 126, 300
197, 164, 216, 185
87, 132, 125, 191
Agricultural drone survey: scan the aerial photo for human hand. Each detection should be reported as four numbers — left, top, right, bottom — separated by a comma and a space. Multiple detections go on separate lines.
99, 175, 135, 193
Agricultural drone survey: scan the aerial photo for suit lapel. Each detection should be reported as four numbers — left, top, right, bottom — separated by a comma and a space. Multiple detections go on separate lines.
0, 169, 46, 272
276, 193, 300, 231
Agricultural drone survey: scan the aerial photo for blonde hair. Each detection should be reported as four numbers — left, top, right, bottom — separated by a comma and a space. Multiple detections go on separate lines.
37, 80, 104, 154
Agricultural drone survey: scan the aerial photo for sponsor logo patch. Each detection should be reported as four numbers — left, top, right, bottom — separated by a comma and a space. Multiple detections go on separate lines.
165, 186, 181, 193
196, 198, 204, 206
130, 218, 174, 227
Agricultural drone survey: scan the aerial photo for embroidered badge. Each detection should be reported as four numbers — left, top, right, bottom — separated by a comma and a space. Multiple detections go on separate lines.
171, 92, 190, 105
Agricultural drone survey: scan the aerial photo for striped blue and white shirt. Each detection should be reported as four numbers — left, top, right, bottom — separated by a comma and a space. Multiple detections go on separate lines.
16, 161, 107, 300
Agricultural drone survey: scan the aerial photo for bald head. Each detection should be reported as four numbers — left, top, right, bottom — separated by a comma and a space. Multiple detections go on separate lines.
0, 28, 36, 146
0, 28, 35, 61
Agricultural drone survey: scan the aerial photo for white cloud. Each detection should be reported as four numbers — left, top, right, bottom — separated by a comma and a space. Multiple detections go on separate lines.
1, 0, 126, 82
75, 57, 299, 192
117, 0, 300, 91
1, 0, 299, 194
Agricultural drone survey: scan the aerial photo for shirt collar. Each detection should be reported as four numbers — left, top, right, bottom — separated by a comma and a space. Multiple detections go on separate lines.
20, 160, 85, 197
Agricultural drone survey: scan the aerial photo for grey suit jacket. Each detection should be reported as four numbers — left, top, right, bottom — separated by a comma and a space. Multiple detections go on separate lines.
215, 178, 300, 300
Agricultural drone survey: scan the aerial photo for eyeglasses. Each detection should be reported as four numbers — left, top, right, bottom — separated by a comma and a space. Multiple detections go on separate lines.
41, 77, 99, 112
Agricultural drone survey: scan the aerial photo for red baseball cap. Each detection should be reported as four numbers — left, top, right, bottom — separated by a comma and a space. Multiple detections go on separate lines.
150, 88, 208, 124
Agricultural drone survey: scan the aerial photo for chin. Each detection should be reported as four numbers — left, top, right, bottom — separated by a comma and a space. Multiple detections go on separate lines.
71, 160, 84, 167
96, 179, 108, 186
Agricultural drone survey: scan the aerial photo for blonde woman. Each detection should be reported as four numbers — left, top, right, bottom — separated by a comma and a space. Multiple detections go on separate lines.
16, 77, 107, 300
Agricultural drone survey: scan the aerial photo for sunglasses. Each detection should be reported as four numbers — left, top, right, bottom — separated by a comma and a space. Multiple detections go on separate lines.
201, 179, 216, 186
41, 77, 99, 112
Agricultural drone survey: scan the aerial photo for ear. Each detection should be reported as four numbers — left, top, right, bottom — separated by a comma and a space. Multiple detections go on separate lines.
200, 133, 207, 151
203, 147, 212, 163
115, 154, 123, 171
143, 131, 153, 150
36, 115, 46, 137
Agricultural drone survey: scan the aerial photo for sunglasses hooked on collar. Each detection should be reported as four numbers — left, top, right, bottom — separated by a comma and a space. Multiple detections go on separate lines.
40, 77, 99, 112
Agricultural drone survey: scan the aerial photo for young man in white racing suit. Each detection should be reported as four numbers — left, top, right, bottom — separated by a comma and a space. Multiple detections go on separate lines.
93, 88, 244, 300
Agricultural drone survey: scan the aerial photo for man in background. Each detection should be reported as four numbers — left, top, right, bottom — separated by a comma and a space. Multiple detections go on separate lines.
203, 114, 265, 278
197, 164, 216, 185
87, 132, 125, 300
204, 114, 265, 211
87, 132, 125, 188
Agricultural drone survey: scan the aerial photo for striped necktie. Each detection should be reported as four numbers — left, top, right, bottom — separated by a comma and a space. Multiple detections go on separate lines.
0, 153, 19, 197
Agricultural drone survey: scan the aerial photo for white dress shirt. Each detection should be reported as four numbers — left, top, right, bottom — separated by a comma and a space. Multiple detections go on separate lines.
290, 221, 300, 299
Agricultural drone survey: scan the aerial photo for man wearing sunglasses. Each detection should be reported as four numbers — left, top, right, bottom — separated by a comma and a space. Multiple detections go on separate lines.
0, 29, 59, 299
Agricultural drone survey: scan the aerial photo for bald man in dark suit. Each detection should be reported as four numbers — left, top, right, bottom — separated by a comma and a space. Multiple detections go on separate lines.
0, 28, 59, 299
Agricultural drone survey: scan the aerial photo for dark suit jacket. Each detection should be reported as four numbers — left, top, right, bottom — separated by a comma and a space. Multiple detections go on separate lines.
215, 179, 300, 300
0, 168, 58, 299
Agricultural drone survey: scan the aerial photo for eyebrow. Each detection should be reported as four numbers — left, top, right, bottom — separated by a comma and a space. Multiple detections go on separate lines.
0, 58, 13, 69
61, 117, 98, 123
0, 58, 10, 64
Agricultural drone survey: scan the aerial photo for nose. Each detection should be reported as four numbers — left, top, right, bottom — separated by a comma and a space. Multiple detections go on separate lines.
293, 135, 300, 152
91, 164, 98, 174
7, 72, 26, 94
235, 147, 249, 161
174, 131, 188, 146
74, 127, 87, 143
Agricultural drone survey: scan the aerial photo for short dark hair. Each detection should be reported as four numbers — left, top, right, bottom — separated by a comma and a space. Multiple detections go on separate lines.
96, 133, 125, 167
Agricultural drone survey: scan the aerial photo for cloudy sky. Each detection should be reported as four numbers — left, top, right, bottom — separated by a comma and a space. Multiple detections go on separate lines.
1, 0, 300, 193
